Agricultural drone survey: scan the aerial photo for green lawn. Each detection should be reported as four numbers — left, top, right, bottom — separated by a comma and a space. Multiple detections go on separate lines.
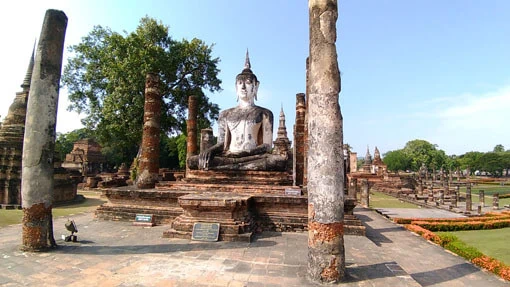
438, 228, 510, 265
369, 191, 419, 208
0, 191, 105, 228
459, 184, 510, 196
458, 184, 510, 207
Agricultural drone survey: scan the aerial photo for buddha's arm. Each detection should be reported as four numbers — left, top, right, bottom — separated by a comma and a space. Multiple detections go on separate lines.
262, 110, 273, 151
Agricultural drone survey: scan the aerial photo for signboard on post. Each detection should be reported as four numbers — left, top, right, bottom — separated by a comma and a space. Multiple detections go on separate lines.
191, 222, 220, 241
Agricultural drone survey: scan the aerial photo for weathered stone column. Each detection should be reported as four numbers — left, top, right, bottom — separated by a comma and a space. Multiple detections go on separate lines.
465, 184, 472, 211
417, 180, 423, 196
428, 184, 434, 203
479, 190, 485, 207
186, 95, 198, 166
451, 190, 457, 208
136, 73, 161, 189
307, 0, 345, 282
493, 193, 499, 210
348, 178, 357, 199
360, 179, 369, 208
438, 190, 444, 205
21, 9, 67, 251
293, 93, 306, 186
200, 128, 214, 153
443, 180, 449, 195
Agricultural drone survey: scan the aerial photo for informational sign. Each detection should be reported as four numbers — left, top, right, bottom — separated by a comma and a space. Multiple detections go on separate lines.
191, 222, 220, 241
285, 188, 302, 196
133, 214, 154, 226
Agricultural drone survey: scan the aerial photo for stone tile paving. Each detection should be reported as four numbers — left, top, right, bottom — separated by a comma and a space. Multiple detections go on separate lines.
376, 208, 467, 219
0, 207, 507, 286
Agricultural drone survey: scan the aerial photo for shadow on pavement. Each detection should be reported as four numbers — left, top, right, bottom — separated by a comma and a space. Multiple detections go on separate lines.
344, 261, 405, 282
52, 240, 277, 255
411, 262, 480, 286
356, 213, 400, 246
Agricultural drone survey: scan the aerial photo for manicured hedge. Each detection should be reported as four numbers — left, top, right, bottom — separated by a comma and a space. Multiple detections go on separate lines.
394, 211, 510, 231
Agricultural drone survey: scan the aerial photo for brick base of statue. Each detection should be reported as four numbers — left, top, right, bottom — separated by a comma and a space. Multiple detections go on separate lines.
163, 192, 254, 242
95, 178, 366, 240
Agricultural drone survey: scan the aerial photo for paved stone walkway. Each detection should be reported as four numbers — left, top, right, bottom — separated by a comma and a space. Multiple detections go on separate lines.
0, 207, 507, 286
375, 207, 467, 219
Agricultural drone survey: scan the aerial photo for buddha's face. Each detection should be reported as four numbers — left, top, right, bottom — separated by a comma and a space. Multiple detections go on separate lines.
236, 76, 258, 102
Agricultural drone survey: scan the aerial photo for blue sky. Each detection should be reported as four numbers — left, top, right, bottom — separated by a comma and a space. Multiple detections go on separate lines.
1, 0, 509, 157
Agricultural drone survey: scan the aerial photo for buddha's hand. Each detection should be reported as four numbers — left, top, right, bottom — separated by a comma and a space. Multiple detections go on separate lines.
198, 150, 211, 170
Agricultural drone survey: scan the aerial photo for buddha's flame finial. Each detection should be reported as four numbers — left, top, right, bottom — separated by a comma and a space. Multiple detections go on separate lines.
245, 49, 251, 70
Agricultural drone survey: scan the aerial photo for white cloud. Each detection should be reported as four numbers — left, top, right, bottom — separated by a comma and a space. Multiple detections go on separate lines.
437, 87, 510, 130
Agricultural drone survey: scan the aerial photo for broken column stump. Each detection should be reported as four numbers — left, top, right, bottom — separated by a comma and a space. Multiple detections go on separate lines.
136, 73, 161, 189
360, 179, 369, 208
186, 95, 198, 171
466, 185, 472, 212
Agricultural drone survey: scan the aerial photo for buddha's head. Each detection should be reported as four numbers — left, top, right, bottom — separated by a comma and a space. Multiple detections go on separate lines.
236, 50, 259, 103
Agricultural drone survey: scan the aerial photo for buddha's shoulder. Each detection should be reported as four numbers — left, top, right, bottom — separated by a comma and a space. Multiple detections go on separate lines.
220, 106, 273, 116
253, 105, 273, 116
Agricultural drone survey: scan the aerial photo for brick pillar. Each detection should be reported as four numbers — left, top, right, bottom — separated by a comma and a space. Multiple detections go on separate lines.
479, 190, 485, 207
293, 93, 306, 186
465, 185, 472, 211
136, 73, 161, 189
307, 0, 345, 282
303, 58, 310, 187
200, 128, 214, 153
418, 180, 423, 195
360, 179, 369, 208
493, 193, 499, 210
186, 95, 198, 164
21, 9, 67, 251
438, 190, 444, 205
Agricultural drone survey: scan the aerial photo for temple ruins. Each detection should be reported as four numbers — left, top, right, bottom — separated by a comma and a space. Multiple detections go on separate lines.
62, 138, 105, 176
95, 51, 365, 245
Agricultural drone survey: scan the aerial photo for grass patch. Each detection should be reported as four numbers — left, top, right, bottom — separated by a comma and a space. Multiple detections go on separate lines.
369, 191, 419, 208
0, 192, 106, 228
438, 228, 510, 265
459, 184, 510, 196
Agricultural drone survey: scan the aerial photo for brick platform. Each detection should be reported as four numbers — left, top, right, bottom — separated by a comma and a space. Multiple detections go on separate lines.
95, 181, 366, 240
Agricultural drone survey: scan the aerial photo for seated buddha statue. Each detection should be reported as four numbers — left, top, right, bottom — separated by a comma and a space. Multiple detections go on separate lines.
187, 52, 287, 171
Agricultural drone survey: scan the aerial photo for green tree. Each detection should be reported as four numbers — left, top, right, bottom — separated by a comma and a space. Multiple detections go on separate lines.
478, 152, 505, 177
493, 144, 505, 153
382, 149, 411, 173
402, 139, 447, 171
502, 151, 510, 176
62, 17, 221, 166
458, 151, 484, 174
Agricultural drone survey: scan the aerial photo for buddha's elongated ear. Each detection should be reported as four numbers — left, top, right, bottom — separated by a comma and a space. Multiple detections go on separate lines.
254, 81, 259, 101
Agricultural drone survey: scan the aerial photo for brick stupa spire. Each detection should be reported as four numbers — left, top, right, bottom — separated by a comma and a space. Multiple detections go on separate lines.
273, 106, 291, 157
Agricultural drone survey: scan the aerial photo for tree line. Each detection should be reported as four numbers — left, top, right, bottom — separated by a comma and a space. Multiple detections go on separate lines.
383, 140, 510, 177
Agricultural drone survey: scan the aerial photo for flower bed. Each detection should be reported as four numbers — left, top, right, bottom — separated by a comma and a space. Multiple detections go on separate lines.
403, 223, 510, 281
